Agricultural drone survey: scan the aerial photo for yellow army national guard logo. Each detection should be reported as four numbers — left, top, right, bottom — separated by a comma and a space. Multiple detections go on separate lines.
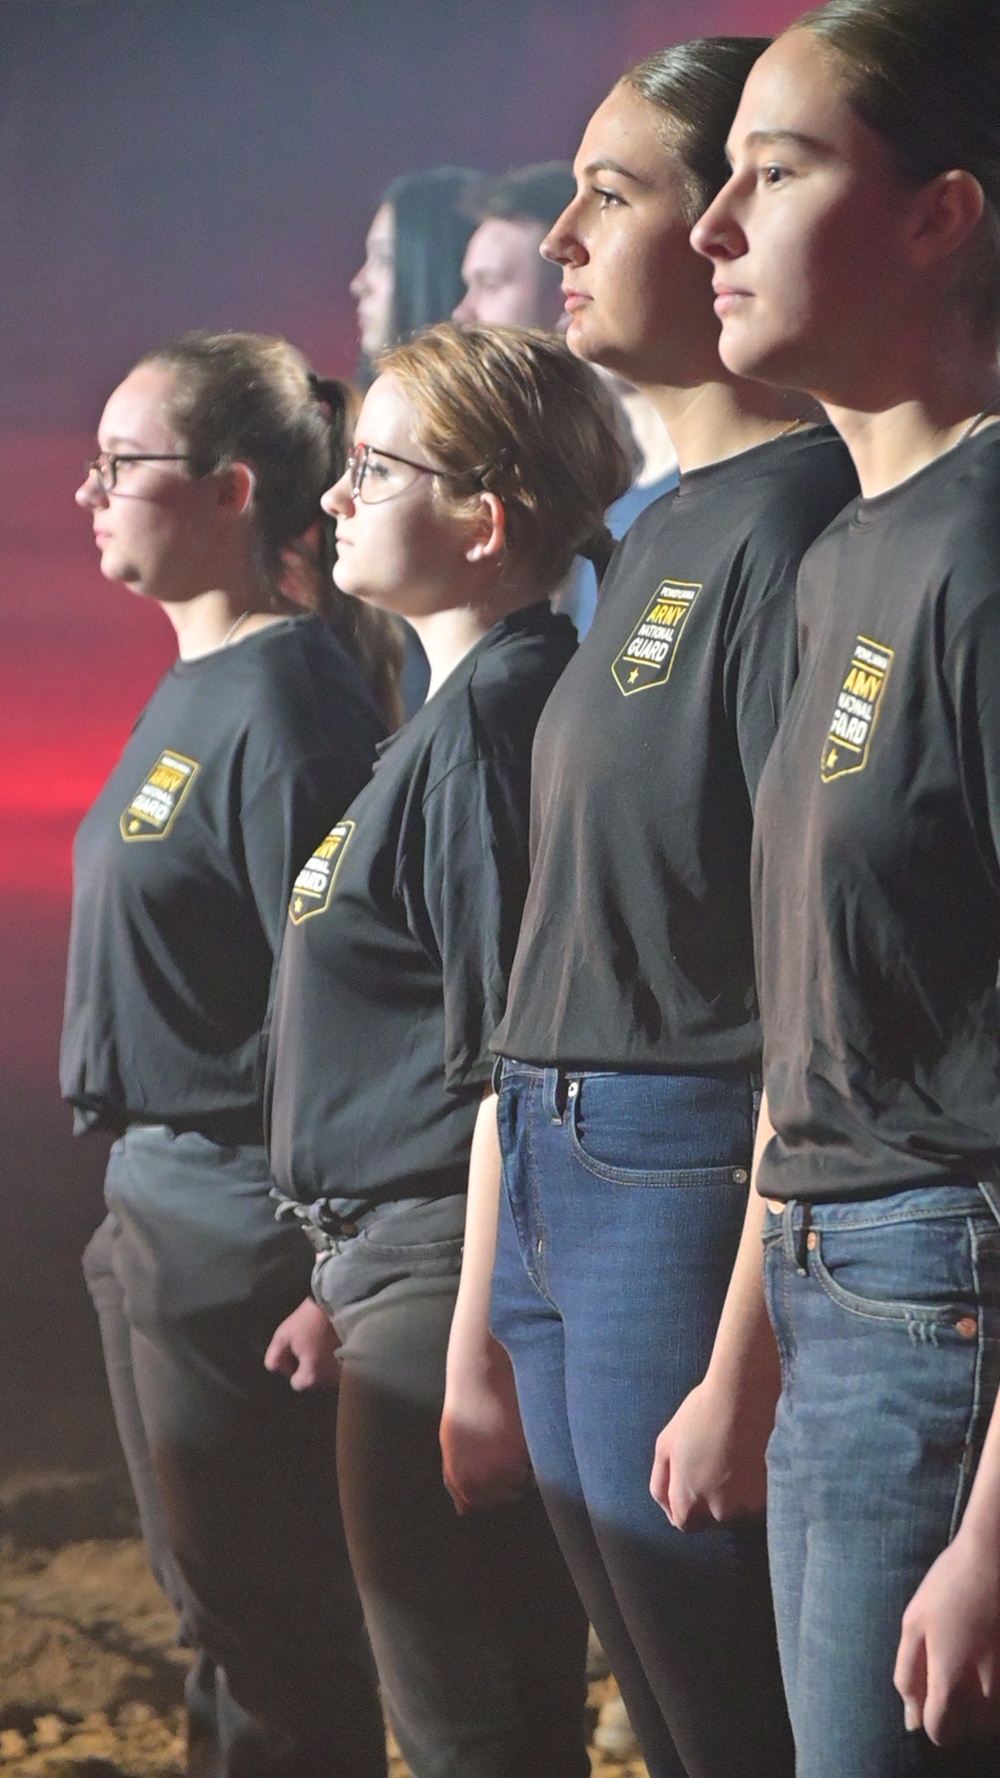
612, 580, 702, 695
121, 750, 199, 840
289, 821, 355, 924
821, 636, 894, 783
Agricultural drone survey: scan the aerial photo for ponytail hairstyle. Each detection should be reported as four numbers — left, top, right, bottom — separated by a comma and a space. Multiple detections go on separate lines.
285, 372, 405, 731
618, 37, 773, 225
792, 0, 1000, 343
136, 333, 404, 729
379, 322, 633, 594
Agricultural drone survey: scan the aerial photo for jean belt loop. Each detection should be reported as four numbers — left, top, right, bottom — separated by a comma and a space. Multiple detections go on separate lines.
780, 1202, 798, 1270
794, 1202, 813, 1275
491, 1055, 505, 1095
977, 1167, 1000, 1230
542, 1067, 566, 1124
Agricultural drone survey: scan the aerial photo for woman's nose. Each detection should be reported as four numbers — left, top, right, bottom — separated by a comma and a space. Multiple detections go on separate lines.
541, 198, 585, 268
75, 466, 106, 509
322, 470, 354, 518
690, 178, 744, 262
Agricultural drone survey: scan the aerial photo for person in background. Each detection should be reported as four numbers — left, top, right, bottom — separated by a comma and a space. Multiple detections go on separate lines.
453, 162, 575, 330
264, 322, 631, 1778
443, 39, 858, 1778
67, 333, 390, 1778
659, 2, 1000, 1771
351, 165, 486, 381
455, 161, 677, 636
351, 166, 485, 710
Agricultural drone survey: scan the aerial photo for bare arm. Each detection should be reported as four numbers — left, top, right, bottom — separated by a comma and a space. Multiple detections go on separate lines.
895, 1359, 1000, 1744
441, 1090, 533, 1514
649, 1091, 781, 1528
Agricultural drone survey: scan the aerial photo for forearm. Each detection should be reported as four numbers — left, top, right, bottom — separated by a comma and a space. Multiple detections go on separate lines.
649, 1090, 779, 1525
441, 1088, 530, 1511
958, 1377, 1000, 1550
446, 1090, 503, 1386
703, 1091, 779, 1399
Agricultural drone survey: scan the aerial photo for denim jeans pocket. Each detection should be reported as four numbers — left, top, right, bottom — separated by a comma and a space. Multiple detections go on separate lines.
807, 1218, 989, 1337
566, 1069, 753, 1187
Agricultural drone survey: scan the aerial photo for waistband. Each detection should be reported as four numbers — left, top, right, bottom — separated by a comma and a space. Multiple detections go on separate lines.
764, 1178, 1000, 1236
495, 1057, 755, 1086
126, 1109, 264, 1146
271, 1190, 465, 1256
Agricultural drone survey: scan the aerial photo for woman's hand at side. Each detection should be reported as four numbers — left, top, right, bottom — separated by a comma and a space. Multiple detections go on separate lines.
896, 1383, 1000, 1746
895, 1528, 1000, 1745
442, 1331, 534, 1515
650, 1092, 780, 1529
650, 1360, 776, 1529
264, 1296, 342, 1390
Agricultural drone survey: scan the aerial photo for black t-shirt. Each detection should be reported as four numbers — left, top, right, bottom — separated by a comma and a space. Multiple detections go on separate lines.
61, 617, 383, 1136
265, 604, 576, 1208
493, 426, 858, 1072
755, 427, 1000, 1202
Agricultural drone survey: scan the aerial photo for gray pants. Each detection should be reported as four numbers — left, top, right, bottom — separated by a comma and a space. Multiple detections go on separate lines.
83, 1125, 386, 1778
314, 1193, 591, 1778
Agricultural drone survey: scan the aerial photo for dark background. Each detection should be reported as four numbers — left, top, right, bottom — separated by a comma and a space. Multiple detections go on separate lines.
0, 0, 797, 1491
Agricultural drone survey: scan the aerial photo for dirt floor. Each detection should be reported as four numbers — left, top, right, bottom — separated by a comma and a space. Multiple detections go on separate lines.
0, 1087, 648, 1778
0, 1475, 647, 1778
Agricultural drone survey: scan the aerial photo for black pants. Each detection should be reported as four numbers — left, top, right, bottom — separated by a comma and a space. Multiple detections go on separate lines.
314, 1193, 591, 1778
83, 1125, 386, 1778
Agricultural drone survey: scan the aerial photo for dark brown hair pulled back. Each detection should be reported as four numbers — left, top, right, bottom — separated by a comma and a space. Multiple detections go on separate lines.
620, 37, 772, 225
135, 333, 404, 727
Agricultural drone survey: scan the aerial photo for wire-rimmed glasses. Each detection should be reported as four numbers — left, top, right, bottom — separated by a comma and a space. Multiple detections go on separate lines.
346, 441, 470, 505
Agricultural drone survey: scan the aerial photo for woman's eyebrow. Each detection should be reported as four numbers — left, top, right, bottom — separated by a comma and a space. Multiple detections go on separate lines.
741, 128, 828, 156
581, 157, 650, 187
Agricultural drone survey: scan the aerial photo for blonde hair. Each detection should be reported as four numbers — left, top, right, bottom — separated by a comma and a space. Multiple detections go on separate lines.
378, 323, 633, 592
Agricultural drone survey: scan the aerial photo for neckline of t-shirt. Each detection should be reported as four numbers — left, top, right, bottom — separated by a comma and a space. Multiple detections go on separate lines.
673, 422, 830, 503
374, 600, 556, 756
850, 422, 1000, 530
170, 614, 306, 674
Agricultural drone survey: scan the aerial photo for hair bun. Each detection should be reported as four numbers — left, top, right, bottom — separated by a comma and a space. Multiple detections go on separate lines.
307, 373, 347, 419
580, 523, 616, 580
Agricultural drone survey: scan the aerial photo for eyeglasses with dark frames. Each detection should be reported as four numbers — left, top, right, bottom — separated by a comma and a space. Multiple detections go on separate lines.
346, 441, 478, 505
84, 452, 194, 494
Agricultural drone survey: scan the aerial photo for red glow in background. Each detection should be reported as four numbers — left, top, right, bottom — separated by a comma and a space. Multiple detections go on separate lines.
0, 0, 796, 1473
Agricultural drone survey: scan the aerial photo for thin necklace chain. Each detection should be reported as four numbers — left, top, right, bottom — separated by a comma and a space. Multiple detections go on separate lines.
220, 610, 251, 648
959, 394, 1000, 444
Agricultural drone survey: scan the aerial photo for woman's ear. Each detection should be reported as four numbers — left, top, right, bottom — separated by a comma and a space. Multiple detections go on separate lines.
216, 460, 257, 517
908, 169, 986, 269
465, 491, 506, 564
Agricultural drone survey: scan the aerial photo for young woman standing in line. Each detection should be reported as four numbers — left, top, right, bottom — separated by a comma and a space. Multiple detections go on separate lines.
264, 322, 631, 1778
68, 334, 390, 1778
659, 3, 1000, 1771
443, 40, 858, 1778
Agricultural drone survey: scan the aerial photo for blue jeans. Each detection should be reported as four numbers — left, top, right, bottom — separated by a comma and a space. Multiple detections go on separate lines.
764, 1184, 1000, 1777
491, 1062, 794, 1778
